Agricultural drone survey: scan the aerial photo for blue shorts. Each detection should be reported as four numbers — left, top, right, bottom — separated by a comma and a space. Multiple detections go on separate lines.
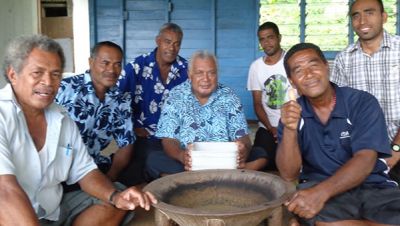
296, 181, 400, 225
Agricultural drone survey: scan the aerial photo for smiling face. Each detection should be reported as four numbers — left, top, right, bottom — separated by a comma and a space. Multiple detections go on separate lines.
89, 45, 123, 93
156, 30, 182, 65
287, 48, 330, 100
258, 28, 282, 57
350, 0, 387, 42
7, 48, 62, 112
189, 57, 218, 105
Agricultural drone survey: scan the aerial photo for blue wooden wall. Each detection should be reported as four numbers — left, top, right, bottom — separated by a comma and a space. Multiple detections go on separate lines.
90, 0, 259, 120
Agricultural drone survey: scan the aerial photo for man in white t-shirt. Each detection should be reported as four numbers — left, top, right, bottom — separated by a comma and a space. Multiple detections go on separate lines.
247, 21, 292, 171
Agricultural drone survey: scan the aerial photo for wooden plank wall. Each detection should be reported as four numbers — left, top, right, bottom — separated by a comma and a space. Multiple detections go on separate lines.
90, 0, 259, 119
216, 0, 257, 119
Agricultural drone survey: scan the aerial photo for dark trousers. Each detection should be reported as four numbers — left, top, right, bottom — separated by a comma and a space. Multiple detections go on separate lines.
117, 137, 163, 186
253, 127, 277, 171
389, 162, 400, 185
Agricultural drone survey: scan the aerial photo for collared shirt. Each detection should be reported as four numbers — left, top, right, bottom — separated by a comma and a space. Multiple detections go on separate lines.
119, 48, 188, 139
155, 80, 248, 148
278, 84, 396, 188
331, 31, 400, 140
55, 71, 135, 165
0, 84, 97, 220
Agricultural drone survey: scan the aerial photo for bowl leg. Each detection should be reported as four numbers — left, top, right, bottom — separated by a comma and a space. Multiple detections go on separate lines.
206, 219, 226, 226
154, 209, 179, 226
266, 206, 283, 226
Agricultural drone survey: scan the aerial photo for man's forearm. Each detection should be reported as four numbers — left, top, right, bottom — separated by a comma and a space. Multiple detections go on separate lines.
392, 128, 400, 144
252, 91, 273, 130
0, 175, 39, 226
276, 128, 302, 181
254, 102, 274, 130
313, 149, 377, 202
162, 138, 184, 163
79, 169, 116, 203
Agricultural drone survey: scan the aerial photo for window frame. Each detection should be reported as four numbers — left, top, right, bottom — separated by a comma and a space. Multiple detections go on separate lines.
258, 0, 400, 60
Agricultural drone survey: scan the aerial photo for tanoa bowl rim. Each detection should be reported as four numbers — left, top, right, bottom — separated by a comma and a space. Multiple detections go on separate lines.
143, 169, 295, 216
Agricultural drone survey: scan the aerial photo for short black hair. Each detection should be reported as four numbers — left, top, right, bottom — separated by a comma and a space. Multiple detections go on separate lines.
157, 22, 183, 40
284, 43, 327, 78
258, 21, 280, 36
90, 41, 123, 59
350, 0, 384, 14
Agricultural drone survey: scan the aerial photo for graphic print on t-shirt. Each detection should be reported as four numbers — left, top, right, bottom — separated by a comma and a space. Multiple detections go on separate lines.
264, 74, 288, 109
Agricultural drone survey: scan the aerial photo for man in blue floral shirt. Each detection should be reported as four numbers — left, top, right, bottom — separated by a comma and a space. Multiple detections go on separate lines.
56, 41, 136, 186
119, 23, 188, 181
146, 50, 268, 179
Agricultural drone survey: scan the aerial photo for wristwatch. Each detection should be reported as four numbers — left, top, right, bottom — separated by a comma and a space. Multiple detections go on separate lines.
108, 190, 121, 206
392, 144, 400, 152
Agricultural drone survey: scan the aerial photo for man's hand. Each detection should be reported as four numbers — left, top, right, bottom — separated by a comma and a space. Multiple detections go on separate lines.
281, 100, 302, 131
285, 186, 328, 219
269, 127, 278, 143
386, 151, 400, 169
112, 186, 157, 211
236, 141, 247, 169
183, 144, 193, 171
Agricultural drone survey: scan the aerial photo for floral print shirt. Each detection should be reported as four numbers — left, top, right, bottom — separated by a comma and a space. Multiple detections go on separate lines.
55, 71, 135, 165
155, 80, 249, 148
119, 48, 188, 139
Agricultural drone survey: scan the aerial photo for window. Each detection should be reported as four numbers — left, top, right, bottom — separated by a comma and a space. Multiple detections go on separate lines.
384, 0, 398, 35
259, 0, 399, 59
305, 0, 349, 51
259, 0, 300, 51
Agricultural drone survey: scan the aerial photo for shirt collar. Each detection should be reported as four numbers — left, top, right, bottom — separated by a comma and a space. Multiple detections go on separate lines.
0, 83, 65, 120
0, 83, 14, 101
350, 30, 392, 53
152, 48, 187, 70
0, 84, 25, 114
83, 70, 120, 97
299, 83, 347, 119
187, 80, 222, 107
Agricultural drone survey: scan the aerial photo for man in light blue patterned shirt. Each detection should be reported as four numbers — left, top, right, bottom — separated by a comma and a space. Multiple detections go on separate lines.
56, 41, 136, 186
146, 50, 268, 180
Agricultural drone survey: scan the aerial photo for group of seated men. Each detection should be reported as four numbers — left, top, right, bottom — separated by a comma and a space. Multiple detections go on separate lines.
0, 0, 399, 225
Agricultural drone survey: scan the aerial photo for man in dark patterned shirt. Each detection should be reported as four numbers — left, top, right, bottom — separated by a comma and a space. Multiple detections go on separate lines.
119, 23, 188, 182
56, 41, 136, 186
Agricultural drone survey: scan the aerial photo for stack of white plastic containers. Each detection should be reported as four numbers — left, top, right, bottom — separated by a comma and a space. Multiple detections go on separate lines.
191, 142, 238, 170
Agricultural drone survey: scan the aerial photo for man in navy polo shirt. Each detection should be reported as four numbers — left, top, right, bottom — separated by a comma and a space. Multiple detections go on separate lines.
277, 42, 400, 225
